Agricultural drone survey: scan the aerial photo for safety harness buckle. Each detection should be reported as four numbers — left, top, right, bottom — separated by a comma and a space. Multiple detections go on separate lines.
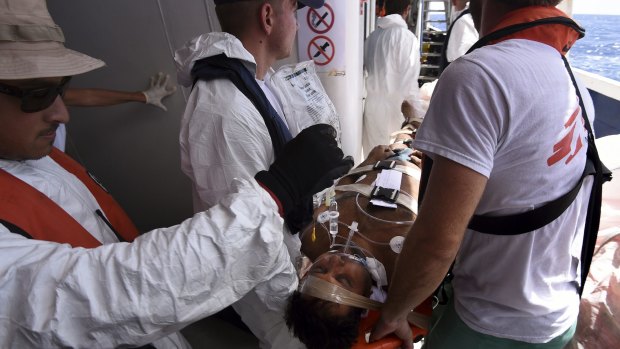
374, 160, 396, 170
371, 186, 399, 203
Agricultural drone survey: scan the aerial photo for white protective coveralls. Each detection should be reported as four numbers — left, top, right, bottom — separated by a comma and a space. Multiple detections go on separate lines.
0, 155, 296, 348
175, 32, 339, 348
417, 4, 478, 115
446, 4, 479, 63
363, 14, 423, 157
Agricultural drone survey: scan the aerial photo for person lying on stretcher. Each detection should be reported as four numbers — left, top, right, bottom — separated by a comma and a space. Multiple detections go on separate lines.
285, 144, 430, 349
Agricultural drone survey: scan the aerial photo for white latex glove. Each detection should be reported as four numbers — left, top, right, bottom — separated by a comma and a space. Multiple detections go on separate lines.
142, 72, 177, 111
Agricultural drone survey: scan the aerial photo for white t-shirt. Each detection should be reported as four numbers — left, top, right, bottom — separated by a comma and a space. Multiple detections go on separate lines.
256, 75, 289, 129
414, 39, 594, 342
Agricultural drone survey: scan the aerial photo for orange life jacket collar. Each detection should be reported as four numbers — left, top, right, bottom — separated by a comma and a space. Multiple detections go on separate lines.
487, 6, 583, 55
0, 148, 139, 248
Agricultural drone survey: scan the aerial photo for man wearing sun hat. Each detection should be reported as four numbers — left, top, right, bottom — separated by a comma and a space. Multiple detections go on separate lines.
0, 0, 353, 347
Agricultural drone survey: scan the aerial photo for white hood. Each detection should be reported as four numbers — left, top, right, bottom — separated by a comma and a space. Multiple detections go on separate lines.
376, 14, 408, 30
174, 32, 257, 87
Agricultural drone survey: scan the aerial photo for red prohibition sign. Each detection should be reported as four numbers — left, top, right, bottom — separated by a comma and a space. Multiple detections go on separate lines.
306, 3, 334, 34
307, 35, 335, 66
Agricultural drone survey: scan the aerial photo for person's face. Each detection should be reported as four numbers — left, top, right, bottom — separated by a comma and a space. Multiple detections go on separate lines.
303, 252, 371, 317
0, 77, 69, 160
271, 0, 299, 59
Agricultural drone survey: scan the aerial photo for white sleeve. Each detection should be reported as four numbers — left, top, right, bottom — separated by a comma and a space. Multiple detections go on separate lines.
402, 34, 424, 119
446, 15, 479, 62
0, 179, 296, 348
180, 81, 273, 210
413, 57, 505, 177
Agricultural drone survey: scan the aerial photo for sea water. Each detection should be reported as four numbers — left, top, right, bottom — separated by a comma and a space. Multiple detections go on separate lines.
571, 14, 620, 82
427, 13, 620, 82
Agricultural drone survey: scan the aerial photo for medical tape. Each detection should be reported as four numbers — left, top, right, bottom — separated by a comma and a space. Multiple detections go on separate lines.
344, 163, 421, 181
335, 183, 418, 215
299, 275, 383, 310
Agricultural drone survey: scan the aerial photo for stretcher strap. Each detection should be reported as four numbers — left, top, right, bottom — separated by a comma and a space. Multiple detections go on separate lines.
345, 163, 421, 182
299, 276, 383, 310
335, 184, 418, 215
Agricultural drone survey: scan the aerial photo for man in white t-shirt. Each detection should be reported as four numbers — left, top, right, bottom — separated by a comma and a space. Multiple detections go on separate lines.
370, 1, 594, 348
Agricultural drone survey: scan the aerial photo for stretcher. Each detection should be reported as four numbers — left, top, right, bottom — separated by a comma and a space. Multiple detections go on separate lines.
352, 296, 433, 349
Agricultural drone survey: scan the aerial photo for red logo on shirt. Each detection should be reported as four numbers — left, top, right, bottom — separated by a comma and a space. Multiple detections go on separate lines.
547, 102, 584, 167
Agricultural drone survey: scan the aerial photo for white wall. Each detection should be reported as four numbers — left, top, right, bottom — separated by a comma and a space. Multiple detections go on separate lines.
46, 0, 347, 231
47, 0, 222, 231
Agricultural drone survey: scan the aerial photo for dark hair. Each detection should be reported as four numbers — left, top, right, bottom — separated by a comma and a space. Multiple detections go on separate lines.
285, 291, 365, 349
215, 0, 285, 35
384, 0, 410, 16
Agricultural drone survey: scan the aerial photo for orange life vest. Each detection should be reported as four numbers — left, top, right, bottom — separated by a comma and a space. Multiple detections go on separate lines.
0, 148, 140, 248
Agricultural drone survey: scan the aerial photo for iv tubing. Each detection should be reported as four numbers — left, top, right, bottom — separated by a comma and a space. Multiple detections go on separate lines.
354, 193, 415, 225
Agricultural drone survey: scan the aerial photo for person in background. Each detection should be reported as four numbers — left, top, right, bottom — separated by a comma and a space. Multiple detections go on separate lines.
375, 0, 386, 17
175, 0, 332, 347
0, 1, 352, 347
370, 0, 597, 348
363, 0, 423, 157
438, 0, 479, 74
53, 72, 177, 151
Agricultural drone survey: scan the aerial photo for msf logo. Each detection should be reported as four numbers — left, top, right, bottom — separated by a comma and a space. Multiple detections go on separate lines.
547, 99, 586, 167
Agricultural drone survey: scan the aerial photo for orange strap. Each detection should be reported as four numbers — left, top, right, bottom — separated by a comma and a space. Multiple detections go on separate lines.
352, 296, 433, 349
49, 148, 140, 241
0, 149, 139, 247
488, 6, 580, 54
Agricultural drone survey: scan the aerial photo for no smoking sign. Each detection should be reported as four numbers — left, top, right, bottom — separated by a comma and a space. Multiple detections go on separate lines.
306, 3, 334, 34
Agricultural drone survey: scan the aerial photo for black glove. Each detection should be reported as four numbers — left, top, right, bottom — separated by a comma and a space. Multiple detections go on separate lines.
255, 124, 353, 219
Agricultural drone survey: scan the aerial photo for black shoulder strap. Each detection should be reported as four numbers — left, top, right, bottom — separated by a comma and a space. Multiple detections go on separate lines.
191, 54, 292, 156
422, 17, 612, 296
562, 55, 612, 295
0, 219, 32, 239
468, 160, 594, 235
465, 16, 585, 55
438, 8, 471, 75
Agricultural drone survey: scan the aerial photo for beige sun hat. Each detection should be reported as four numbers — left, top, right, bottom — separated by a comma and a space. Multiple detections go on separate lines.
0, 0, 105, 80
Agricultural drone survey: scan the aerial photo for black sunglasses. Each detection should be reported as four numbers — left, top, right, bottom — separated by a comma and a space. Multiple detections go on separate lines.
0, 76, 72, 113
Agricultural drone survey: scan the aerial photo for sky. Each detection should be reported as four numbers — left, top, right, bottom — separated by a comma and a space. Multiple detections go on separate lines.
573, 0, 620, 15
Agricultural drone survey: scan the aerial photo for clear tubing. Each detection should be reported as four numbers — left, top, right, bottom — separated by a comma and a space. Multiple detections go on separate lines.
343, 221, 358, 254
328, 200, 339, 246
331, 242, 375, 260
353, 193, 415, 225
304, 191, 415, 248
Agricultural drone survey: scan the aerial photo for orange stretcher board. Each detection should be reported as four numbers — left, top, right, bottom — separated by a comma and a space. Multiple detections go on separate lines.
352, 296, 433, 349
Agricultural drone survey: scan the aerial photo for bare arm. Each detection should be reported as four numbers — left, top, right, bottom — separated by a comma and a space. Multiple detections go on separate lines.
401, 100, 415, 121
370, 155, 487, 347
63, 88, 146, 107
401, 100, 422, 129
62, 73, 177, 109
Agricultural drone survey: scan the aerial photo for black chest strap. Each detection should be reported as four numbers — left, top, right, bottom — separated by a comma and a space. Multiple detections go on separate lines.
438, 8, 471, 75
191, 54, 293, 156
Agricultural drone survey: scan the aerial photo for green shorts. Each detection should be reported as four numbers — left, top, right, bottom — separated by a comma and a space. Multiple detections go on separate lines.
423, 286, 576, 349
